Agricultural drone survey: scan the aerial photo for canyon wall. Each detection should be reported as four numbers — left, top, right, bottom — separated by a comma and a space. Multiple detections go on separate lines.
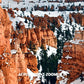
0, 0, 1, 3
0, 6, 39, 84
26, 27, 57, 49
70, 13, 84, 26
57, 30, 84, 83
8, 8, 57, 50
0, 6, 57, 84
0, 6, 11, 55
11, 22, 57, 50
31, 14, 64, 28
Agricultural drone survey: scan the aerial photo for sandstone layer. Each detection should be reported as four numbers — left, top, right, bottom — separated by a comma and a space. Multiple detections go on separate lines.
0, 6, 57, 84
57, 30, 84, 83
69, 13, 84, 26
0, 0, 1, 3
11, 21, 57, 50
0, 6, 39, 84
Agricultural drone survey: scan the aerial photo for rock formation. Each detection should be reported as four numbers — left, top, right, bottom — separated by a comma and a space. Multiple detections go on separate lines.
57, 30, 84, 83
0, 6, 11, 55
0, 6, 40, 84
24, 13, 63, 29
56, 71, 70, 84
59, 6, 66, 11
0, 5, 57, 84
31, 14, 64, 29
81, 15, 84, 26
70, 13, 84, 26
11, 21, 57, 50
0, 70, 5, 84
0, 0, 1, 3
8, 8, 15, 18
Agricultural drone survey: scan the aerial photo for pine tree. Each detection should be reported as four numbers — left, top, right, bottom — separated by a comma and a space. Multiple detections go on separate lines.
40, 45, 59, 84
29, 41, 32, 49
40, 45, 49, 84
72, 26, 75, 38
25, 18, 27, 23
40, 46, 48, 73
37, 56, 40, 70
16, 21, 20, 30
80, 72, 83, 82
47, 53, 58, 84
48, 5, 50, 11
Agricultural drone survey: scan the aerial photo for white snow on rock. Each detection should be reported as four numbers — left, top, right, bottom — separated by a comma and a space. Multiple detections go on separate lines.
27, 68, 40, 83
10, 39, 12, 43
65, 55, 72, 59
70, 40, 84, 44
11, 49, 17, 54
56, 70, 69, 84
35, 45, 57, 60
46, 45, 57, 57
59, 79, 68, 84
32, 11, 62, 17
35, 47, 42, 60
0, 0, 84, 84
57, 71, 69, 79
58, 60, 62, 64
8, 9, 35, 30
27, 68, 37, 80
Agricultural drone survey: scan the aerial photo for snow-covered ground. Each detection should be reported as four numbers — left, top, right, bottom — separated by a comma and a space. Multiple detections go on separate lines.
35, 45, 57, 75
35, 45, 57, 60
2, 0, 83, 33
58, 78, 84, 84
71, 78, 84, 84
0, 0, 84, 11
27, 68, 39, 80
56, 71, 69, 84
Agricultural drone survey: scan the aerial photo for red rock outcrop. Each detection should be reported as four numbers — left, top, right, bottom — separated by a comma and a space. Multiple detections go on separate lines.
0, 6, 19, 84
8, 8, 15, 18
0, 5, 58, 84
59, 6, 66, 11
34, 5, 56, 11
26, 27, 57, 49
25, 13, 63, 29
57, 30, 84, 83
81, 15, 84, 26
11, 22, 57, 50
0, 0, 1, 3
0, 70, 5, 84
0, 6, 40, 84
10, 8, 63, 29
31, 14, 64, 29
0, 6, 12, 55
70, 13, 84, 26
74, 30, 84, 40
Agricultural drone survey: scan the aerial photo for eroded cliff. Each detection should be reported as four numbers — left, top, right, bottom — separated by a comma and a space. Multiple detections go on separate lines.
0, 6, 57, 84
0, 6, 39, 84
57, 30, 84, 83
